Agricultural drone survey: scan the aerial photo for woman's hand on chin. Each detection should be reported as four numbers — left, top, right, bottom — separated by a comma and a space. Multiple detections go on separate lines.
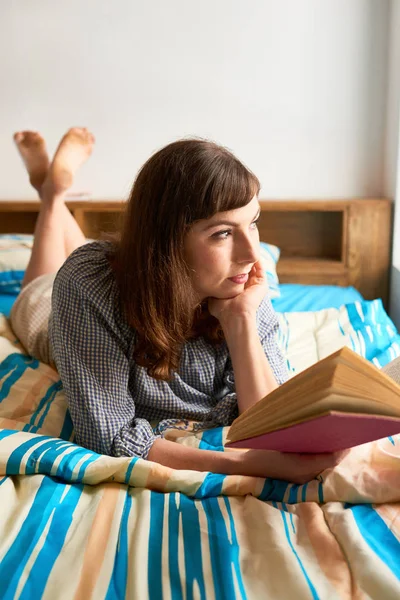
208, 260, 268, 323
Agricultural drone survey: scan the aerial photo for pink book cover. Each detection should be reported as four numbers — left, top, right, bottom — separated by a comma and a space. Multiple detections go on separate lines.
225, 411, 400, 453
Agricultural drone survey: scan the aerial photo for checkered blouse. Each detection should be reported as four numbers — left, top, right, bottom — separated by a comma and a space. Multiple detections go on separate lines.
49, 241, 288, 459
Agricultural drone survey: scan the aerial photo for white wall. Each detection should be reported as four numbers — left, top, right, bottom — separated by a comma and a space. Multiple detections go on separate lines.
384, 1, 400, 200
0, 0, 389, 201
385, 0, 400, 328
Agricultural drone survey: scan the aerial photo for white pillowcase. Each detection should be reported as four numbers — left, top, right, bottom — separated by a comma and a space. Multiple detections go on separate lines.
260, 242, 281, 298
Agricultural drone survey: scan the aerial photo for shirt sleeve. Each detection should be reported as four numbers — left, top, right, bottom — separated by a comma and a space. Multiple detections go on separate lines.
49, 246, 158, 459
200, 294, 288, 428
256, 294, 289, 385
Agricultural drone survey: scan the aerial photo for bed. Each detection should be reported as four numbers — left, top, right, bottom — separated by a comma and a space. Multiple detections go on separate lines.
0, 198, 399, 599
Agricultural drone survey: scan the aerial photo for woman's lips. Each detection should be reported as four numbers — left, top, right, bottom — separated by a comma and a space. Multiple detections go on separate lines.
228, 273, 249, 284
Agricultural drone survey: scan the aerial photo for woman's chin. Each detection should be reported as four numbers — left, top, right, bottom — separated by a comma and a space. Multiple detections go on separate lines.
207, 291, 243, 301
200, 281, 245, 301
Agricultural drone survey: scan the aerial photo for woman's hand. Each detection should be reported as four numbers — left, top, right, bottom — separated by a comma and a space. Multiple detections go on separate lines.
237, 448, 349, 484
208, 260, 268, 323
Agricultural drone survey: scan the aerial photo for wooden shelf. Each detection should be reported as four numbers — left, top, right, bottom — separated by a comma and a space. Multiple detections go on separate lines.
278, 258, 347, 286
257, 198, 393, 302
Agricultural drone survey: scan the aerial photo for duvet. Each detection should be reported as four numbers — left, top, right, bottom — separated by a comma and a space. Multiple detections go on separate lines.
0, 300, 399, 599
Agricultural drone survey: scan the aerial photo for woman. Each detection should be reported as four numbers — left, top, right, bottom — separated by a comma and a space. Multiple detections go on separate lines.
11, 127, 346, 483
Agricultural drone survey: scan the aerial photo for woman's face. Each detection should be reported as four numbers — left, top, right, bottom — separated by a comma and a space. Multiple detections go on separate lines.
184, 196, 261, 303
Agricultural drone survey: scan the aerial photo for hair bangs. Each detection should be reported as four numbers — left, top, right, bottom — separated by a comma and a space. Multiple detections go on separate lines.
190, 149, 261, 223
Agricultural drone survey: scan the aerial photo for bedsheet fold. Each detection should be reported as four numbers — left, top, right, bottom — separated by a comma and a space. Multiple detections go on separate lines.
0, 427, 399, 505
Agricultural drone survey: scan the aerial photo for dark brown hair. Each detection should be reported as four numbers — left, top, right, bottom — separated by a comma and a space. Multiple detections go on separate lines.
111, 138, 260, 380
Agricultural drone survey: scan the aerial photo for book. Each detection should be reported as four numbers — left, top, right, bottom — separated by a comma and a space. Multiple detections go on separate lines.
225, 347, 400, 453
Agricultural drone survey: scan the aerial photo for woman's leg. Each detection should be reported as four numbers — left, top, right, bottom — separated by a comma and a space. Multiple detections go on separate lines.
14, 128, 95, 287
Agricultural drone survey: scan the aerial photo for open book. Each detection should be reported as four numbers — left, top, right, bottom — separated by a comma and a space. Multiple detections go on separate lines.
225, 347, 400, 453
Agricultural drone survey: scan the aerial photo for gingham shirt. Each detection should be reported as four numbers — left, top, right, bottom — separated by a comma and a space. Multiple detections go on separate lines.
49, 241, 288, 459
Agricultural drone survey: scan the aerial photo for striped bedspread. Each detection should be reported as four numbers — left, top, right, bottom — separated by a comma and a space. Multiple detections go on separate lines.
0, 302, 400, 599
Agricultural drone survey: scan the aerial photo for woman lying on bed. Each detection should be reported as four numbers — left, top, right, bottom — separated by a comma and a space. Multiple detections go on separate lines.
10, 128, 348, 484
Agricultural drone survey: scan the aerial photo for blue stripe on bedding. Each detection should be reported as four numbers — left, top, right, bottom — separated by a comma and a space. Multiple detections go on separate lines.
345, 300, 400, 367
15, 438, 67, 475
223, 496, 247, 599
0, 477, 83, 599
199, 427, 224, 451
193, 472, 226, 498
201, 496, 246, 600
106, 492, 131, 600
55, 445, 99, 480
0, 354, 40, 402
148, 493, 246, 600
272, 501, 319, 600
23, 380, 63, 433
0, 430, 19, 441
167, 493, 186, 598
148, 492, 165, 600
345, 504, 400, 579
170, 494, 208, 599
124, 457, 139, 485
0, 270, 25, 283
59, 409, 75, 442
260, 479, 289, 502
0, 293, 17, 317
18, 482, 84, 600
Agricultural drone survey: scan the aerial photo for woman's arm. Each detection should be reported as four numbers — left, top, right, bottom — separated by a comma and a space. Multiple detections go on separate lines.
208, 260, 285, 414
148, 438, 346, 484
222, 314, 278, 414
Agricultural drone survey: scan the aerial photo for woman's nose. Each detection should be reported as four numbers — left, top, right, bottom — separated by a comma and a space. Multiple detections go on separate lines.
236, 234, 259, 264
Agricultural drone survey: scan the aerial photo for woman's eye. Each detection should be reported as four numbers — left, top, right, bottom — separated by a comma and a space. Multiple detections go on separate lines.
212, 229, 232, 239
212, 219, 259, 240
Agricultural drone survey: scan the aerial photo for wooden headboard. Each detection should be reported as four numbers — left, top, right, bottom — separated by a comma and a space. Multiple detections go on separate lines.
0, 197, 393, 306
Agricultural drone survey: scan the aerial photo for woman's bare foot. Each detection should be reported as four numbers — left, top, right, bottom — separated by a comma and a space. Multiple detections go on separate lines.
13, 131, 50, 193
42, 127, 95, 197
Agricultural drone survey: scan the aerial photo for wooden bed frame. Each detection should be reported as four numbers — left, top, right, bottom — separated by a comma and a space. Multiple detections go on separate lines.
0, 197, 393, 306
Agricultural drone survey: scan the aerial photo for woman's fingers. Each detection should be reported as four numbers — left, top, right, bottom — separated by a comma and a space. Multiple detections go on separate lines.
291, 450, 350, 483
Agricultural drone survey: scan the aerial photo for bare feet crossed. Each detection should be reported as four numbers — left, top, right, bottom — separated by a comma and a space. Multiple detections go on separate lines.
13, 131, 50, 193
13, 127, 95, 200
44, 127, 95, 196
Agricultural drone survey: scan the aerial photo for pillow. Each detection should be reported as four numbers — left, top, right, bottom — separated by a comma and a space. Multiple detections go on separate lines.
277, 299, 400, 377
0, 234, 34, 294
259, 241, 281, 298
272, 283, 364, 312
0, 234, 282, 299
